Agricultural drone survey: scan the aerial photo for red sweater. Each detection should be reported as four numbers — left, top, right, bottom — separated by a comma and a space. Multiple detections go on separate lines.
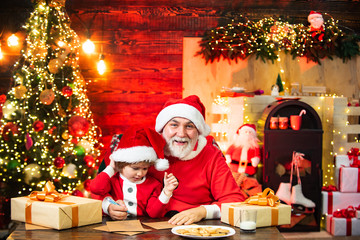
148, 136, 245, 213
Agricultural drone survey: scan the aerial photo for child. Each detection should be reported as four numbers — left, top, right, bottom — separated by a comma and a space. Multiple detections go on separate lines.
90, 126, 178, 219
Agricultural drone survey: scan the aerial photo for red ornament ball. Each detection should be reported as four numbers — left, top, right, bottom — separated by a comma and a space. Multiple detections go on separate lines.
62, 86, 73, 97
2, 122, 19, 141
83, 179, 91, 191
72, 189, 84, 197
68, 115, 90, 137
84, 155, 95, 167
33, 120, 45, 132
54, 157, 65, 169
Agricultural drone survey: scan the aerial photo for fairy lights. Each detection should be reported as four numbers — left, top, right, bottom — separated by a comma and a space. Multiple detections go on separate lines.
198, 15, 359, 65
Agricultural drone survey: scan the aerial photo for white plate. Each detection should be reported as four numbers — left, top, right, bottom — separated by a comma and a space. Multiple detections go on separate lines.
171, 225, 236, 239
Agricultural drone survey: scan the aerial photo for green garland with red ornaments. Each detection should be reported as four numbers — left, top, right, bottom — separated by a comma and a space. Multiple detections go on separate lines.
197, 11, 360, 65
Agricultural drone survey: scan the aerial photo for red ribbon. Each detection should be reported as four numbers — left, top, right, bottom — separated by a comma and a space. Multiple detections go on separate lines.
326, 192, 333, 214
322, 185, 337, 192
333, 206, 356, 218
348, 148, 360, 166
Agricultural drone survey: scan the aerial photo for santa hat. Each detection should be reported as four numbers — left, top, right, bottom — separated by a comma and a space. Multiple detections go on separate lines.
236, 123, 256, 135
308, 11, 322, 22
155, 95, 211, 136
110, 126, 169, 171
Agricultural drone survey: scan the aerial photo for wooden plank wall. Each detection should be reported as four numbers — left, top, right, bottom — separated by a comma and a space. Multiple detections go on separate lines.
1, 0, 360, 147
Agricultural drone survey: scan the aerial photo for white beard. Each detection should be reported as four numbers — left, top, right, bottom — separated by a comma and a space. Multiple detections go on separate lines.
233, 132, 259, 149
164, 136, 197, 160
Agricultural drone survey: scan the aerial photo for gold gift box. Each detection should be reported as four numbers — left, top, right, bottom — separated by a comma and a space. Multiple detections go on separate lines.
221, 202, 291, 228
11, 195, 102, 230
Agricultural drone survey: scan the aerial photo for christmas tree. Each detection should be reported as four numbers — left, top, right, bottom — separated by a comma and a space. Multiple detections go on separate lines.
0, 0, 102, 198
276, 74, 284, 93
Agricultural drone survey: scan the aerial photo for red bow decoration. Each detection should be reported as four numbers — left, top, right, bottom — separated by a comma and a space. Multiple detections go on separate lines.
321, 185, 337, 192
333, 206, 356, 218
28, 181, 64, 202
348, 148, 360, 166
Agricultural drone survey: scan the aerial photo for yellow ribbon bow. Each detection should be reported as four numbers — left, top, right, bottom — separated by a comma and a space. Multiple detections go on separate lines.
29, 181, 64, 202
245, 188, 280, 207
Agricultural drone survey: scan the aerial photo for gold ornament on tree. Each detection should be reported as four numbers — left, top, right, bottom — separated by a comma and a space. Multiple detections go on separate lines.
48, 58, 62, 74
14, 85, 27, 99
39, 89, 55, 105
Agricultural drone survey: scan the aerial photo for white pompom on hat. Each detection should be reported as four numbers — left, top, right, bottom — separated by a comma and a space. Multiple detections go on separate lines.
236, 123, 256, 134
308, 11, 322, 22
110, 126, 169, 171
155, 95, 211, 136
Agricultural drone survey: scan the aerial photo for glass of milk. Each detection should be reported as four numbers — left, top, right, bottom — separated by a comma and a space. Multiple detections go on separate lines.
239, 209, 257, 233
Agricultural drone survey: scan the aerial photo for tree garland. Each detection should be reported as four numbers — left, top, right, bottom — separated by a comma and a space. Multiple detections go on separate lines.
197, 15, 360, 65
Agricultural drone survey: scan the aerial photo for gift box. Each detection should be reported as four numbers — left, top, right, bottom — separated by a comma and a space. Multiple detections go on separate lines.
11, 195, 102, 230
326, 215, 360, 236
221, 202, 291, 228
321, 191, 360, 214
335, 155, 352, 168
338, 167, 360, 192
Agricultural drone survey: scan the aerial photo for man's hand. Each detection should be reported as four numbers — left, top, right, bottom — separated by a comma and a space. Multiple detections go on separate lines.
108, 200, 128, 220
168, 206, 206, 225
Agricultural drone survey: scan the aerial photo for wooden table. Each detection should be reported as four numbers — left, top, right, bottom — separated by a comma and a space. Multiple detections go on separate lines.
8, 217, 284, 240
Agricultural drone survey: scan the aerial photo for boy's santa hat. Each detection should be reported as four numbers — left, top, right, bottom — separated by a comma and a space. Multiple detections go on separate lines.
308, 11, 322, 22
236, 124, 256, 135
110, 126, 169, 171
155, 95, 211, 136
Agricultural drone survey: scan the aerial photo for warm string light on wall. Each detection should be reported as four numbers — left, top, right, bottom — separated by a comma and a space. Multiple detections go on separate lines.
7, 33, 19, 47
73, 10, 108, 75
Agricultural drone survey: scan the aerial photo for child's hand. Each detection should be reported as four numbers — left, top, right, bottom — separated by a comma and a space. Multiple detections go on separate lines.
163, 172, 178, 197
108, 199, 128, 220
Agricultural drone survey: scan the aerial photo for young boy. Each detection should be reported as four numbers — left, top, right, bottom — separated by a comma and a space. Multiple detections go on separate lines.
90, 126, 178, 219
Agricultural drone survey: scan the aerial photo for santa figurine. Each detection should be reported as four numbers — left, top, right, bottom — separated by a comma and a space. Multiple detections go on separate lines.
225, 124, 261, 176
308, 11, 325, 41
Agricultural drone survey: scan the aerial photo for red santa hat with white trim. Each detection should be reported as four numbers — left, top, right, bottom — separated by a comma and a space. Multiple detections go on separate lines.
308, 11, 322, 22
155, 95, 211, 136
110, 126, 169, 171
236, 123, 256, 134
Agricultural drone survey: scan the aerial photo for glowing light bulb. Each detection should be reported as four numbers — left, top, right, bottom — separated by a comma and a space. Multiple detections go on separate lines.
82, 39, 95, 54
0, 46, 3, 60
7, 34, 19, 47
97, 54, 106, 75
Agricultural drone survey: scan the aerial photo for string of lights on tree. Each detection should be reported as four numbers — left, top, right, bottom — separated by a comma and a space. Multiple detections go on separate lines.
197, 15, 360, 65
0, 0, 102, 197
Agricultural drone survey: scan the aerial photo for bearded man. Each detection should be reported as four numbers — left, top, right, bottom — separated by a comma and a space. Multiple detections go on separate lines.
103, 95, 245, 224
148, 95, 245, 225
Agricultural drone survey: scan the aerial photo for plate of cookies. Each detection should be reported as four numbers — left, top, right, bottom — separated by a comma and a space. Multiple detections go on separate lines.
171, 225, 235, 239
